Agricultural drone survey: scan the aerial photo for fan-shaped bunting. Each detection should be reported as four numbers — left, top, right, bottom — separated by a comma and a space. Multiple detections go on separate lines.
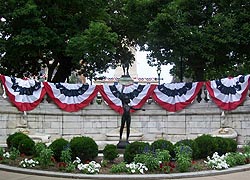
0, 75, 46, 111
97, 84, 155, 114
151, 82, 203, 112
44, 82, 98, 112
205, 75, 250, 110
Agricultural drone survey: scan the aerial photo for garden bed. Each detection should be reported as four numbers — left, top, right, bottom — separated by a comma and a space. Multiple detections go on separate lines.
1, 132, 250, 175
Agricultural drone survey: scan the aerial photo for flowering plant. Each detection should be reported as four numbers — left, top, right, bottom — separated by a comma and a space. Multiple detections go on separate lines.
3, 152, 10, 159
204, 152, 229, 170
19, 158, 39, 168
159, 161, 176, 173
77, 160, 101, 174
126, 162, 148, 174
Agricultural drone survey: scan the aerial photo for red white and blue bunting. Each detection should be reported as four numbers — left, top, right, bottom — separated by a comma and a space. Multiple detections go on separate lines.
151, 82, 203, 112
97, 84, 156, 114
0, 75, 46, 111
44, 82, 98, 112
1, 74, 250, 112
205, 75, 250, 110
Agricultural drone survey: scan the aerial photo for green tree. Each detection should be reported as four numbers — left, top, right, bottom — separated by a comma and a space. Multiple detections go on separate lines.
66, 21, 118, 83
126, 0, 250, 81
0, 0, 117, 82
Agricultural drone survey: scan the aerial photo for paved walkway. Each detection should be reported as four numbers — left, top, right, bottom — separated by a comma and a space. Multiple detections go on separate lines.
0, 164, 249, 180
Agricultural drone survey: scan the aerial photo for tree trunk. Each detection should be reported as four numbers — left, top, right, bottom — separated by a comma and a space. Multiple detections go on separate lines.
51, 56, 72, 83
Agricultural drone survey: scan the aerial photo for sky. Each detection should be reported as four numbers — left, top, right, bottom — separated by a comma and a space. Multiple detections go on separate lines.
135, 51, 173, 83
103, 50, 173, 84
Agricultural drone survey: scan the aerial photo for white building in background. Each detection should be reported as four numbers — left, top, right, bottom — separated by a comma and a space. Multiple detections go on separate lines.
94, 50, 161, 85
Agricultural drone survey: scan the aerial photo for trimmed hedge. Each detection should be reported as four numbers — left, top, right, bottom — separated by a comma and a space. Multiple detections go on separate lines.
174, 139, 199, 159
6, 132, 30, 149
18, 138, 35, 155
103, 144, 119, 161
124, 141, 150, 163
70, 136, 98, 162
151, 139, 174, 157
49, 138, 69, 162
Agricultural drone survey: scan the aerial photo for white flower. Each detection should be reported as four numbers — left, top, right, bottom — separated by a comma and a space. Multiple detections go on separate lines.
73, 157, 81, 165
126, 162, 148, 174
3, 152, 10, 158
76, 161, 101, 174
205, 152, 229, 170
19, 158, 39, 168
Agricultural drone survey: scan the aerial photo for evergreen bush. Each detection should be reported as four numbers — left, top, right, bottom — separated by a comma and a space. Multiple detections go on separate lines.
213, 137, 230, 155
18, 138, 35, 155
70, 136, 98, 162
103, 144, 119, 162
225, 138, 237, 153
174, 139, 199, 159
195, 134, 216, 159
124, 141, 150, 163
151, 139, 174, 157
49, 138, 69, 162
6, 132, 29, 149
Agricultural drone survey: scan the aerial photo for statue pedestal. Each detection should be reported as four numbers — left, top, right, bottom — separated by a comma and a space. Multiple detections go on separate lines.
117, 140, 130, 149
106, 128, 143, 141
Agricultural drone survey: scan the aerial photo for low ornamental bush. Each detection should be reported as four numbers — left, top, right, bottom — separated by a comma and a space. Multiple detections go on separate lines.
18, 138, 35, 155
134, 152, 159, 171
6, 132, 30, 149
49, 138, 69, 162
124, 141, 150, 163
151, 139, 174, 157
195, 134, 216, 159
174, 145, 192, 172
70, 136, 98, 162
174, 139, 199, 159
224, 138, 237, 152
103, 144, 119, 162
34, 142, 47, 157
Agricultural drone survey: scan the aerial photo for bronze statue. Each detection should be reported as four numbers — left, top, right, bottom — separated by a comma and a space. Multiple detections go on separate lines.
119, 94, 145, 141
122, 61, 131, 76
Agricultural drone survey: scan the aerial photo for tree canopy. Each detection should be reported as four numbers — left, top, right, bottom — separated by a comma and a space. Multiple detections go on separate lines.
1, 0, 250, 82
126, 0, 250, 81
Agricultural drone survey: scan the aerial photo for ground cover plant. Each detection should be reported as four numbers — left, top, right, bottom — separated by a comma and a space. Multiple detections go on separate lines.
0, 133, 250, 175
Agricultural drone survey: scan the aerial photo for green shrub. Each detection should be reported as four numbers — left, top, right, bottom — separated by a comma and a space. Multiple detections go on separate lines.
174, 144, 193, 158
103, 144, 119, 162
49, 138, 69, 162
6, 132, 21, 148
225, 138, 237, 153
151, 139, 174, 157
9, 147, 20, 160
174, 139, 199, 159
124, 141, 150, 163
0, 147, 4, 158
156, 149, 171, 163
110, 162, 128, 173
34, 142, 47, 157
195, 134, 216, 159
243, 145, 250, 154
175, 145, 192, 172
38, 148, 54, 168
70, 136, 98, 162
6, 132, 30, 149
18, 138, 35, 155
134, 152, 159, 171
225, 152, 246, 167
212, 137, 230, 155
60, 148, 72, 164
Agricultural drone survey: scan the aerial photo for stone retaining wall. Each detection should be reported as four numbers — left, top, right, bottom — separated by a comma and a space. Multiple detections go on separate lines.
0, 95, 250, 148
